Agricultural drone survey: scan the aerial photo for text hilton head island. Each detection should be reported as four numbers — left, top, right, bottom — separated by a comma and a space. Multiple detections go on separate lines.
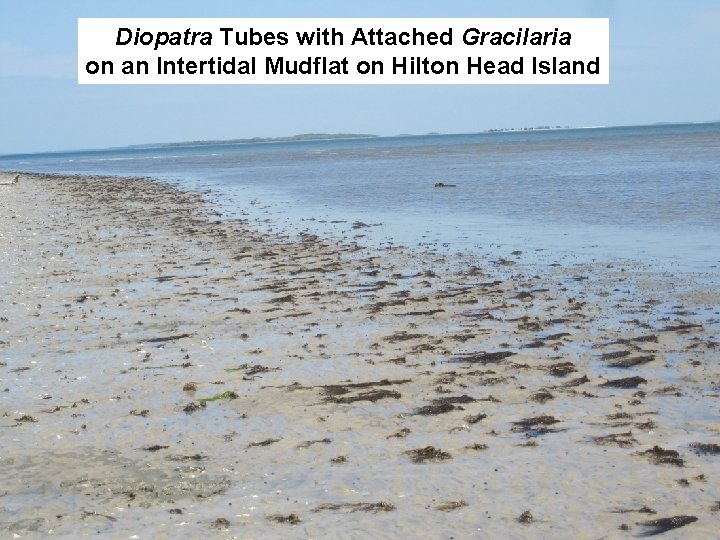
148, 55, 600, 77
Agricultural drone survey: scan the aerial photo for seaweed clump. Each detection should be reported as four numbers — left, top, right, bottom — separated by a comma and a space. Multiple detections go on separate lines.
689, 442, 720, 455
267, 513, 301, 525
512, 415, 561, 435
636, 515, 697, 536
637, 446, 684, 467
405, 446, 452, 463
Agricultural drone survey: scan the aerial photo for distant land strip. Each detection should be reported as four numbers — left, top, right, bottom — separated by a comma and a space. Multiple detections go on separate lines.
128, 133, 379, 149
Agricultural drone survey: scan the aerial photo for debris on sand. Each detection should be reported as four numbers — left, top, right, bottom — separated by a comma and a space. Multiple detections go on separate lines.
314, 501, 396, 513
529, 389, 554, 403
247, 438, 280, 448
689, 442, 720, 455
319, 379, 410, 404
436, 500, 468, 511
433, 395, 477, 405
447, 351, 515, 364
637, 446, 684, 467
326, 389, 401, 404
296, 438, 332, 449
142, 444, 169, 452
636, 515, 697, 536
405, 446, 452, 463
197, 390, 239, 405
546, 362, 577, 377
512, 415, 562, 435
383, 331, 427, 343
209, 517, 231, 529
320, 379, 411, 396
183, 401, 206, 414
517, 510, 534, 523
465, 443, 488, 451
661, 323, 703, 332
606, 355, 655, 368
592, 431, 639, 448
600, 376, 647, 389
611, 506, 656, 514
610, 334, 659, 346
224, 363, 278, 376
414, 403, 457, 415
558, 375, 590, 388
143, 333, 192, 343
266, 513, 301, 524
167, 453, 206, 462
601, 350, 630, 360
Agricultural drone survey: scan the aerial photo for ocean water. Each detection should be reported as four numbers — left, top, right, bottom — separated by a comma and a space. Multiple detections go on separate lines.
2, 123, 719, 271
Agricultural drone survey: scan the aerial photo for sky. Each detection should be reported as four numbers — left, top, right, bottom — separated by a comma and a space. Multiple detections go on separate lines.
1, 0, 719, 154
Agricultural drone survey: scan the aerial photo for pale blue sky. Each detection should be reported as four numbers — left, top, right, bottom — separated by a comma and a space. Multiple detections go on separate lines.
1, 0, 719, 154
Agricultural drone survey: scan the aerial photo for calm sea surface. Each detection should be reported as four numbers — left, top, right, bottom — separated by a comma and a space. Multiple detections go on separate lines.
2, 123, 719, 271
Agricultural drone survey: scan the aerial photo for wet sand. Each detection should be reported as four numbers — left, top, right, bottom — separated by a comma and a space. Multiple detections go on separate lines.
1, 173, 719, 538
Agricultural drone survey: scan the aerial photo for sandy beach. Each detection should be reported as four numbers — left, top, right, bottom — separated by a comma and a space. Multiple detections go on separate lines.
1, 172, 718, 539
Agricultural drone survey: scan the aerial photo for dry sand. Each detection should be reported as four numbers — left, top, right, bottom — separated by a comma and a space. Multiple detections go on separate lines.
1, 173, 719, 539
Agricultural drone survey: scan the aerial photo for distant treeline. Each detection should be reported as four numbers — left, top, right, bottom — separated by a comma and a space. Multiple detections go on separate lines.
131, 133, 378, 149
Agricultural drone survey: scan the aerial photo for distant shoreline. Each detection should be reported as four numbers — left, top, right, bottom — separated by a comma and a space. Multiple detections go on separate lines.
2, 120, 719, 158
129, 132, 380, 150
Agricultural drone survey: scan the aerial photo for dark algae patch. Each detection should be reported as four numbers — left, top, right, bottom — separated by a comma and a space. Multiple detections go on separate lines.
314, 502, 395, 513
601, 350, 631, 360
247, 438, 280, 448
558, 375, 590, 388
182, 401, 206, 414
224, 363, 277, 376
436, 500, 468, 511
465, 443, 488, 451
142, 444, 169, 452
143, 333, 192, 343
517, 510, 534, 524
433, 394, 477, 404
267, 513, 301, 525
606, 355, 655, 368
414, 403, 457, 416
600, 376, 647, 389
529, 389, 554, 403
297, 438, 332, 448
326, 389, 401, 404
319, 378, 410, 404
611, 506, 656, 514
405, 446, 452, 463
546, 362, 576, 377
197, 390, 239, 405
637, 446, 684, 467
209, 517, 231, 530
448, 351, 515, 364
636, 515, 697, 536
592, 431, 639, 448
512, 415, 561, 435
689, 442, 720, 455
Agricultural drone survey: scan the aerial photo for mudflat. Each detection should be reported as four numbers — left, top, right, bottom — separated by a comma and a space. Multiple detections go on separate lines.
1, 173, 718, 538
